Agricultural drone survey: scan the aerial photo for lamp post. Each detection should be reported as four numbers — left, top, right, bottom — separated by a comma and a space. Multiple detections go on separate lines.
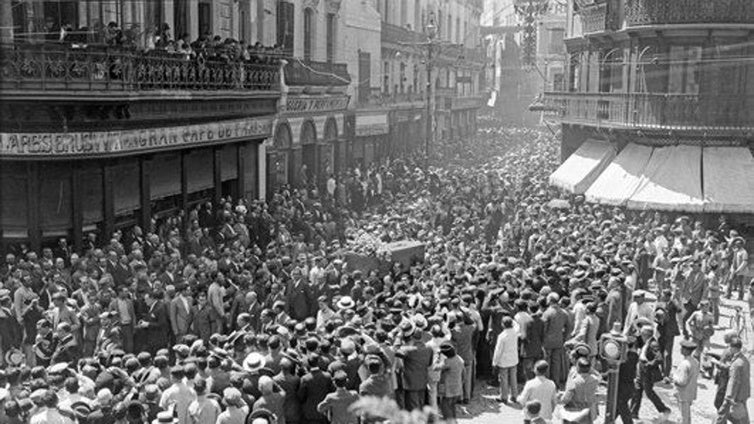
424, 19, 437, 170
599, 322, 629, 424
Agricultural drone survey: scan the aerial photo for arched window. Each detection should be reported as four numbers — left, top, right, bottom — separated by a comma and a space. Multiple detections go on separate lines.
304, 7, 314, 60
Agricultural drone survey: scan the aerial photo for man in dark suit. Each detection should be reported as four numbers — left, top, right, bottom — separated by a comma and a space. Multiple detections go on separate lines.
109, 286, 136, 353
718, 337, 750, 424
51, 322, 80, 364
298, 354, 335, 424
542, 293, 572, 389
274, 357, 303, 424
138, 290, 170, 354
396, 330, 433, 411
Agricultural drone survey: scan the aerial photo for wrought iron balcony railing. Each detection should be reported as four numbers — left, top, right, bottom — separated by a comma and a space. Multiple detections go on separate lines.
283, 59, 350, 86
625, 0, 754, 26
362, 91, 425, 106
541, 91, 754, 131
0, 43, 281, 92
381, 22, 425, 45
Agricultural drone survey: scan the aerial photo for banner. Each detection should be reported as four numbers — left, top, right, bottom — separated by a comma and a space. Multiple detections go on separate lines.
1, 117, 274, 158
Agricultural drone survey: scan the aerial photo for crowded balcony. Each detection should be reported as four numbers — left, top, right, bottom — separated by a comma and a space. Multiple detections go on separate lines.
539, 91, 754, 132
0, 42, 281, 94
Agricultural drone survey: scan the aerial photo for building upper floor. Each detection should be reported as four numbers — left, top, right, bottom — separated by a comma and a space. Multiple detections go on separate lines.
0, 0, 354, 99
378, 0, 483, 48
566, 0, 754, 40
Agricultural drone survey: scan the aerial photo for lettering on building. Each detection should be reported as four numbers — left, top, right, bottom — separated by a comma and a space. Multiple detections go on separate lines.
1, 117, 273, 157
285, 96, 350, 113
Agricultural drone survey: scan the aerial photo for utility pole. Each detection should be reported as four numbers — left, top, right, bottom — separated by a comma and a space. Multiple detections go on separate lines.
424, 19, 438, 170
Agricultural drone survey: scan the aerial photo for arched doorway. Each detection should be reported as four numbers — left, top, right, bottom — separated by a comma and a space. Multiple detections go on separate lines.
324, 118, 338, 177
300, 120, 317, 187
268, 123, 292, 195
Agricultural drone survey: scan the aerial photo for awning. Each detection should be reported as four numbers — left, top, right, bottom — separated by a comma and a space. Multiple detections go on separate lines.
626, 145, 704, 212
703, 146, 754, 213
585, 143, 653, 206
549, 139, 616, 194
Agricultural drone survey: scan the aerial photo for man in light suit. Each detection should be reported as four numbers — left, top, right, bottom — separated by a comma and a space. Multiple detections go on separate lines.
169, 283, 194, 342
717, 337, 750, 424
674, 340, 699, 424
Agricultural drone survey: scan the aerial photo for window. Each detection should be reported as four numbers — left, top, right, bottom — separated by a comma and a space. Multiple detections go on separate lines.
399, 62, 406, 93
448, 15, 452, 41
456, 17, 460, 43
415, 1, 421, 32
304, 8, 314, 60
198, 1, 212, 37
548, 29, 565, 55
277, 1, 295, 54
383, 61, 390, 93
358, 52, 372, 104
326, 13, 336, 62
668, 46, 701, 94
401, 0, 407, 27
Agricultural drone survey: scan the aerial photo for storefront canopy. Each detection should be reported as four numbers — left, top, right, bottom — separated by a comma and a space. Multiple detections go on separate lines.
626, 145, 704, 212
584, 143, 653, 206
549, 139, 616, 194
703, 146, 754, 213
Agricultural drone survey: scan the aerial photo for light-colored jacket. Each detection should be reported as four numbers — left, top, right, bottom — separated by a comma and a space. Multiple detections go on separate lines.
493, 328, 519, 368
673, 355, 699, 402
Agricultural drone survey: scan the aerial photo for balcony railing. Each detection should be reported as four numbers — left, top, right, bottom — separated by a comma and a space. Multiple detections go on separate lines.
284, 59, 350, 86
0, 43, 281, 92
542, 91, 754, 130
577, 3, 609, 34
381, 22, 425, 45
362, 91, 425, 106
625, 0, 754, 26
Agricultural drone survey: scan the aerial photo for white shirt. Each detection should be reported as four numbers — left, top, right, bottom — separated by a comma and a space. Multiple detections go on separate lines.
493, 328, 519, 368
30, 408, 74, 424
517, 376, 558, 419
160, 382, 197, 424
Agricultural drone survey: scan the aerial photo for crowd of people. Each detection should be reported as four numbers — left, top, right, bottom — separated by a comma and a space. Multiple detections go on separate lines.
0, 117, 752, 424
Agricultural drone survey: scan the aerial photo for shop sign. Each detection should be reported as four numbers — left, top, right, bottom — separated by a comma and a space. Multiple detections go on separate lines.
0, 117, 273, 158
356, 114, 389, 136
285, 96, 350, 113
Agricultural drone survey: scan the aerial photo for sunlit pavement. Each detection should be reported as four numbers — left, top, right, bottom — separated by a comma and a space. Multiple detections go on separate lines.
456, 298, 754, 423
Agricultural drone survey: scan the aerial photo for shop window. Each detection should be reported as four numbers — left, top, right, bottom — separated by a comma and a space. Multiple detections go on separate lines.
150, 154, 182, 200
113, 161, 140, 216
198, 0, 212, 37
186, 149, 214, 193
39, 163, 72, 232
277, 1, 295, 55
1, 163, 28, 236
221, 144, 239, 181
81, 167, 103, 225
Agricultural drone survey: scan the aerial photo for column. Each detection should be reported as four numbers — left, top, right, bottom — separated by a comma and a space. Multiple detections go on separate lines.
139, 158, 151, 232
102, 164, 115, 242
237, 142, 247, 200
27, 163, 41, 252
188, 0, 199, 40
71, 166, 84, 253
180, 151, 189, 215
256, 141, 264, 200
213, 147, 223, 205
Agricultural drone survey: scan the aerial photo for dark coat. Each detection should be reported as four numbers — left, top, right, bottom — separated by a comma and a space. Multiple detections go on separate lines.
397, 342, 433, 391
298, 369, 335, 422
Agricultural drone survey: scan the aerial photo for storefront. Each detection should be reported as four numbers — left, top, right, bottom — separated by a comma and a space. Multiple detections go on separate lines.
0, 116, 273, 252
353, 112, 389, 167
388, 108, 424, 156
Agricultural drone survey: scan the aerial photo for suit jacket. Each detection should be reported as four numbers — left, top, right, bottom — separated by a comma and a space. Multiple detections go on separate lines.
143, 300, 170, 351
316, 388, 360, 424
298, 369, 335, 422
108, 298, 136, 325
542, 305, 571, 349
192, 304, 213, 342
397, 342, 433, 391
726, 353, 751, 403
274, 372, 302, 424
169, 296, 194, 337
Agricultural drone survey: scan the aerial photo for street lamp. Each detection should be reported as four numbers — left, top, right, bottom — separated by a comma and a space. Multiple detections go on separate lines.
424, 18, 437, 170
599, 322, 630, 424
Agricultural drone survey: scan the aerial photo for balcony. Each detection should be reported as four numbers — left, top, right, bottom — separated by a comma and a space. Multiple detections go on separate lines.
625, 0, 754, 26
0, 43, 280, 93
362, 91, 425, 107
381, 22, 425, 46
541, 91, 754, 131
283, 59, 350, 86
577, 3, 609, 34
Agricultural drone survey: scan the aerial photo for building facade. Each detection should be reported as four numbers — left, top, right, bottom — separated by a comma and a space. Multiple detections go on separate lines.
0, 1, 282, 253
482, 0, 567, 125
543, 0, 754, 218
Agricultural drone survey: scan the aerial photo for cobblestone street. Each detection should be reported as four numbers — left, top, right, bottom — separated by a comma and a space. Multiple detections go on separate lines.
458, 299, 754, 424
